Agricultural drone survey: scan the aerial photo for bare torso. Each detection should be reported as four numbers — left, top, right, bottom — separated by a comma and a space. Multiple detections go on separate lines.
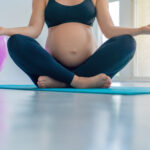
45, 0, 99, 67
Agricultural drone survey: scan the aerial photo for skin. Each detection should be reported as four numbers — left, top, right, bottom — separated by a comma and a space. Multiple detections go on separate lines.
0, 0, 150, 88
45, 0, 99, 67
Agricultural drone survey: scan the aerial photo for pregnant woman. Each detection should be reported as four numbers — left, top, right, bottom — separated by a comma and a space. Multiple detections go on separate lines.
0, 0, 150, 88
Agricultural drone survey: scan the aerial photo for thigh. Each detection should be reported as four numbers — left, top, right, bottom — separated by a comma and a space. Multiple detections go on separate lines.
7, 34, 75, 85
7, 34, 47, 74
70, 34, 136, 77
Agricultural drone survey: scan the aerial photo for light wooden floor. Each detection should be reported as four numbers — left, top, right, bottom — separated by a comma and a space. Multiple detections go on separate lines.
0, 82, 150, 150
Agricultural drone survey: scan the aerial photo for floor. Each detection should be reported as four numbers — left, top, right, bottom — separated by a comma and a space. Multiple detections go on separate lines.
0, 82, 150, 150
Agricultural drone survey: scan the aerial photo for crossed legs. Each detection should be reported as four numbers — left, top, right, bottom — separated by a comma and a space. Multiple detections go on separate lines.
7, 34, 136, 88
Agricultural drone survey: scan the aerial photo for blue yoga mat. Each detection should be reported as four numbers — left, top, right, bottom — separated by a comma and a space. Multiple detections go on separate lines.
0, 84, 150, 95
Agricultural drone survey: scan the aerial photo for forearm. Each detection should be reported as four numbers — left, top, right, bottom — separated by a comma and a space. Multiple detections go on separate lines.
3, 25, 38, 39
105, 25, 143, 38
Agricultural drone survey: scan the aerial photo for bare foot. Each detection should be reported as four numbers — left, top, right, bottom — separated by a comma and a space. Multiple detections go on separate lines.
71, 73, 111, 88
37, 76, 67, 88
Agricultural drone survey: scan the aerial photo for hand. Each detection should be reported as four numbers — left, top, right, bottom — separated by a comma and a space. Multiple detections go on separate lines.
140, 24, 150, 34
0, 26, 5, 35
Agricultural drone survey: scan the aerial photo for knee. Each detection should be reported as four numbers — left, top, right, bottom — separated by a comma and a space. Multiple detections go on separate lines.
7, 34, 24, 51
7, 34, 29, 56
120, 34, 136, 54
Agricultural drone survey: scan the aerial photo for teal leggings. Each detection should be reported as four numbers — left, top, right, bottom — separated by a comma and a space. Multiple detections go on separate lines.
7, 34, 136, 87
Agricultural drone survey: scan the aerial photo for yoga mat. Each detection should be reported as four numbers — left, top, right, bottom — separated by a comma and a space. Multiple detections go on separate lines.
0, 84, 150, 95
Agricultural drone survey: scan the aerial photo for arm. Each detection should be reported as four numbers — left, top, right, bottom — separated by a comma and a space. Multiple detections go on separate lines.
96, 0, 150, 38
0, 0, 46, 38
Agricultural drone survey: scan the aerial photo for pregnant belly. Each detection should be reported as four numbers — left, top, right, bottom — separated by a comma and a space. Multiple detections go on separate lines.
45, 22, 98, 67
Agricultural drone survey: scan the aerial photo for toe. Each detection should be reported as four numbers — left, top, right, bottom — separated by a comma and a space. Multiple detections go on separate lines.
105, 76, 111, 84
40, 84, 46, 88
38, 76, 46, 82
37, 81, 40, 87
37, 81, 45, 88
38, 76, 43, 82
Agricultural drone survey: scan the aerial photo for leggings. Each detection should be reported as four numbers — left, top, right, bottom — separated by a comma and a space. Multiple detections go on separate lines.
7, 34, 136, 88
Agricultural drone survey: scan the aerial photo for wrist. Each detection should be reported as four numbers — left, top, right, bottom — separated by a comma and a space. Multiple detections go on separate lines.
138, 26, 144, 35
2, 27, 7, 35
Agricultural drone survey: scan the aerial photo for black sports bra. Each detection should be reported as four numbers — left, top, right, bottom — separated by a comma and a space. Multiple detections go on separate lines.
44, 0, 97, 28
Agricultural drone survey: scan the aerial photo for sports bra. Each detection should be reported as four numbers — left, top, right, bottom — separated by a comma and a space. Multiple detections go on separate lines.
44, 0, 97, 28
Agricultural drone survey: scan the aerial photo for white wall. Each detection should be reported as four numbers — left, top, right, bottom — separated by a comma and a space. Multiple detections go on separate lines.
0, 0, 47, 84
0, 0, 98, 85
